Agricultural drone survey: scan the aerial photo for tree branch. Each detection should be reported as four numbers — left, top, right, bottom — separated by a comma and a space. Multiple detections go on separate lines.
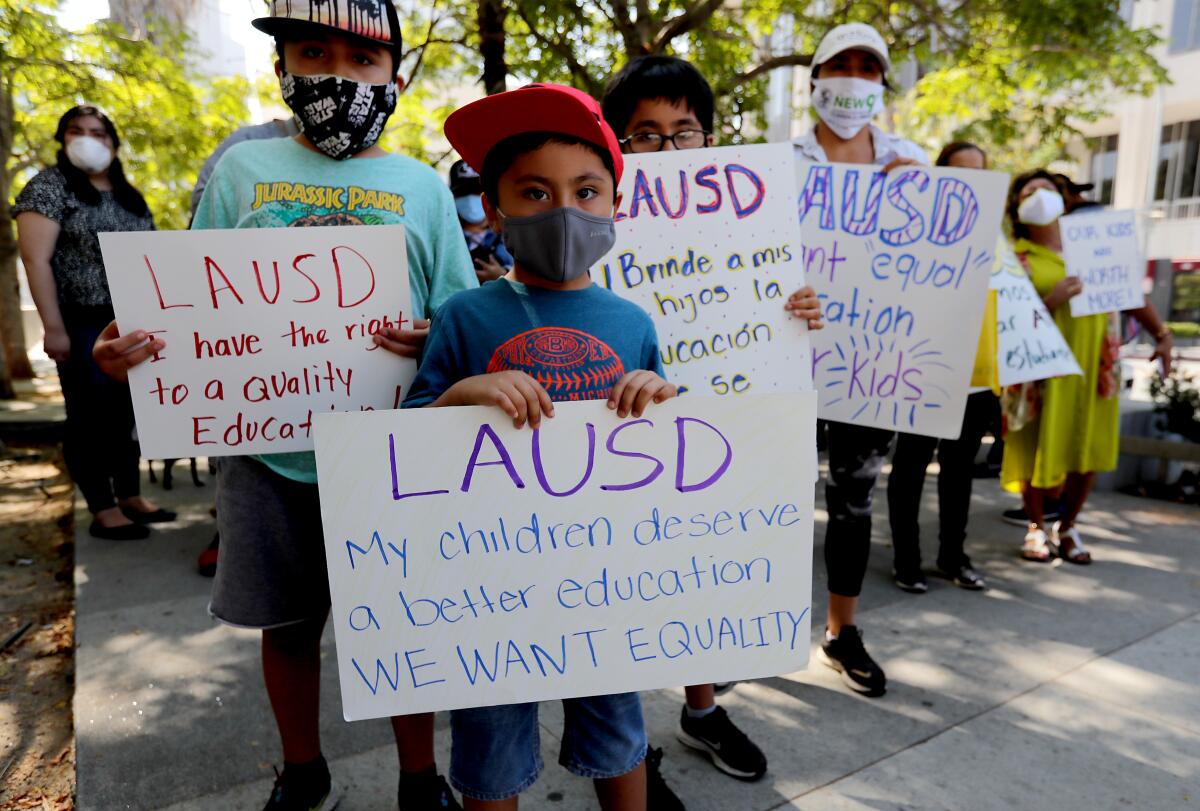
512, 4, 601, 94
401, 8, 445, 90
717, 52, 813, 95
652, 0, 725, 52
607, 0, 642, 54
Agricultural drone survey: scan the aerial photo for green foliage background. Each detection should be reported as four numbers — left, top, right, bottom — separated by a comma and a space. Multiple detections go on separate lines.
3, 0, 251, 229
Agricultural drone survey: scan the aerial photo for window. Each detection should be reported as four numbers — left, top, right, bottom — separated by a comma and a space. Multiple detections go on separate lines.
1088, 134, 1119, 204
1154, 119, 1200, 217
1171, 0, 1200, 53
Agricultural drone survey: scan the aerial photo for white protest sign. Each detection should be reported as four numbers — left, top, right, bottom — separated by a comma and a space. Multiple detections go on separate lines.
1061, 208, 1145, 317
99, 225, 415, 458
991, 239, 1082, 386
797, 161, 1008, 437
595, 144, 811, 396
313, 394, 816, 719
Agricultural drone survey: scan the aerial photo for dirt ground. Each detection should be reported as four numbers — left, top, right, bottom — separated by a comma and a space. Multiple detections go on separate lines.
0, 442, 75, 811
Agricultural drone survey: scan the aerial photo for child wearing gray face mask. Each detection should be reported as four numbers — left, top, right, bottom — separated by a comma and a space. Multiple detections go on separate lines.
402, 83, 676, 811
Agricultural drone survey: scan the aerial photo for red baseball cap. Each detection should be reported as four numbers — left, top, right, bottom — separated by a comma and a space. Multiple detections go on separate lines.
444, 84, 624, 186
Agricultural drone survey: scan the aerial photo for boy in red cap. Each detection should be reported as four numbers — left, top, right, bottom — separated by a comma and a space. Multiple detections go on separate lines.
92, 0, 475, 808
403, 83, 676, 810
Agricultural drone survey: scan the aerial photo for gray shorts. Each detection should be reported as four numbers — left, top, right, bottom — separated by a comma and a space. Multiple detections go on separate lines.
210, 456, 330, 629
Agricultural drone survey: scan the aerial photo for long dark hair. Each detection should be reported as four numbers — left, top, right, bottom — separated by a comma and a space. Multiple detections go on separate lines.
54, 106, 150, 217
1006, 168, 1067, 241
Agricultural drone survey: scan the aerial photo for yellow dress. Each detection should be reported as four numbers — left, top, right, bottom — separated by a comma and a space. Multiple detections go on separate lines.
1001, 238, 1119, 492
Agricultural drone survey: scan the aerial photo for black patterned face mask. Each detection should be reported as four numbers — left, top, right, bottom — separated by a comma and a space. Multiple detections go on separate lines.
280, 71, 398, 160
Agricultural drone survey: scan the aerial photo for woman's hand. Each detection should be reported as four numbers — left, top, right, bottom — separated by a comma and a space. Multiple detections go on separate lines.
785, 286, 824, 330
437, 370, 554, 429
1152, 331, 1174, 376
608, 370, 677, 418
1044, 276, 1083, 311
42, 326, 70, 362
92, 320, 165, 381
371, 318, 430, 358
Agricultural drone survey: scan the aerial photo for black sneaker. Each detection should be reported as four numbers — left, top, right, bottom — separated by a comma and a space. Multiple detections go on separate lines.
263, 757, 340, 811
935, 562, 986, 590
819, 626, 887, 697
712, 681, 737, 696
1002, 505, 1060, 527
676, 705, 767, 781
398, 769, 461, 811
645, 746, 686, 811
892, 567, 928, 594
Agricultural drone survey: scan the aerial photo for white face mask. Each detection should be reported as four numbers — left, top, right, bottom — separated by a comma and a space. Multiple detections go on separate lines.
811, 76, 885, 140
65, 136, 114, 174
1017, 187, 1065, 227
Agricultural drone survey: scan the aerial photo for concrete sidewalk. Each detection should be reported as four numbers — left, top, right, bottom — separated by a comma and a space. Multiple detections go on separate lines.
73, 462, 1200, 810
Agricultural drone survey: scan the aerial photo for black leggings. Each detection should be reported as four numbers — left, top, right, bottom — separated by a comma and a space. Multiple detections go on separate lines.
56, 306, 141, 513
823, 422, 894, 598
887, 391, 1000, 572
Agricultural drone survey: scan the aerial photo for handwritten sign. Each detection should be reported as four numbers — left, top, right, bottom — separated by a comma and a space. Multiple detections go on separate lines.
595, 144, 811, 397
797, 162, 1008, 437
312, 394, 816, 719
991, 239, 1082, 386
99, 225, 414, 458
1062, 209, 1145, 317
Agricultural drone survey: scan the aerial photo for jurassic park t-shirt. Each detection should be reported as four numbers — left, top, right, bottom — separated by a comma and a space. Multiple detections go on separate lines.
192, 135, 475, 482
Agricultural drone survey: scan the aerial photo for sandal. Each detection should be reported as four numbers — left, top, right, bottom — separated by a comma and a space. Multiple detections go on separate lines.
1053, 523, 1093, 565
1021, 527, 1053, 562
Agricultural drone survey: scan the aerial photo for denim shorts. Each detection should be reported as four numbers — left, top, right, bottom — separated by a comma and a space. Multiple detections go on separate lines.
449, 693, 647, 801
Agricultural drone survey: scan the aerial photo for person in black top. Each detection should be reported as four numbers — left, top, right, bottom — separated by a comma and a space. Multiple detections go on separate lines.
15, 105, 175, 540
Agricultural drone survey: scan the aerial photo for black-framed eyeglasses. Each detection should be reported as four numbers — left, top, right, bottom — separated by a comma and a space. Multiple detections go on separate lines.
620, 130, 710, 153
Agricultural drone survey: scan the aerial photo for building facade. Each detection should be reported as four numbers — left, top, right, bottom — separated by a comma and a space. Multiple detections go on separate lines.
1074, 0, 1200, 266
1068, 0, 1200, 330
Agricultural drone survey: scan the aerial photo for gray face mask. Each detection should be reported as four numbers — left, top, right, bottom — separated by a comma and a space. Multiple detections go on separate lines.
499, 207, 616, 283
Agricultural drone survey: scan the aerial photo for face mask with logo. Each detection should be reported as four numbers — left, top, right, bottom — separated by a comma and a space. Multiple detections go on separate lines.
455, 194, 486, 224
65, 136, 114, 174
1017, 187, 1066, 227
500, 207, 616, 284
280, 71, 398, 160
811, 76, 885, 140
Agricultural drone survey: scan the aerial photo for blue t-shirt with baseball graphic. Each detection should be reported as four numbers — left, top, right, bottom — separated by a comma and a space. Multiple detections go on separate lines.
404, 278, 663, 408
193, 135, 476, 482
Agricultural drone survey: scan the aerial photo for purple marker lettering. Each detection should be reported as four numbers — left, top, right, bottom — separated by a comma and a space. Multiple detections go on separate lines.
674, 416, 733, 493
531, 422, 596, 497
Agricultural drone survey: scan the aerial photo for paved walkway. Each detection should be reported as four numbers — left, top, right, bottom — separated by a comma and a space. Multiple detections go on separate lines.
73, 460, 1200, 810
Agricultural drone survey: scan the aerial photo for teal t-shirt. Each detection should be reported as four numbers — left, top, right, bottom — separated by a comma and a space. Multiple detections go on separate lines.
191, 136, 476, 482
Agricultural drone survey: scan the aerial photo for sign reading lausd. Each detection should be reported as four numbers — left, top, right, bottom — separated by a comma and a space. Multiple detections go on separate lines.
312, 394, 816, 719
797, 162, 1009, 438
99, 225, 415, 458
595, 143, 812, 398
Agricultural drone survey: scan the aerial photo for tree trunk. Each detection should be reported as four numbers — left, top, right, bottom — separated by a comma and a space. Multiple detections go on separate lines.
0, 74, 32, 386
477, 0, 507, 95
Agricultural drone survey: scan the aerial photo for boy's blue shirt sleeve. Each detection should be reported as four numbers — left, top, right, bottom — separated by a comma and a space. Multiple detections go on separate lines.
403, 296, 466, 408
642, 317, 665, 377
